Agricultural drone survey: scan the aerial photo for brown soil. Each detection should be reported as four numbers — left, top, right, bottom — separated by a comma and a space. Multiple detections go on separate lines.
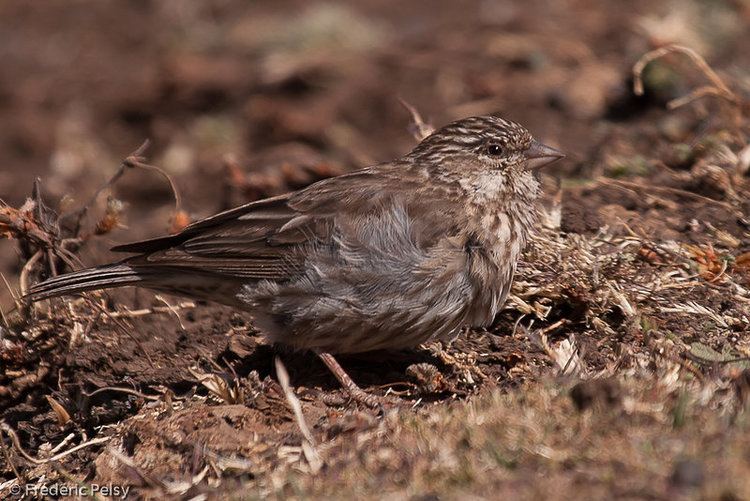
1, 1, 750, 499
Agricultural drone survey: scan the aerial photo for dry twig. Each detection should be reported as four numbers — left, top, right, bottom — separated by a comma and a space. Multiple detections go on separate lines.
65, 140, 186, 237
633, 44, 739, 109
83, 386, 165, 402
599, 178, 739, 212
0, 421, 110, 465
102, 301, 196, 320
274, 357, 322, 473
399, 98, 435, 141
18, 250, 42, 298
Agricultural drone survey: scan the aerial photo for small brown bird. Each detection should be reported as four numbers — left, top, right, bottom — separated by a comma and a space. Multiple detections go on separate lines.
28, 116, 563, 406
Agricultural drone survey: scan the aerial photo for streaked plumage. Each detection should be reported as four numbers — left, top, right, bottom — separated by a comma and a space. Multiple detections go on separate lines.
28, 116, 563, 403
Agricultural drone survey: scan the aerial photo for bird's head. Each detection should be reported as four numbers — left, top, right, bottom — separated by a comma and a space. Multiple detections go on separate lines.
407, 115, 564, 172
406, 115, 564, 204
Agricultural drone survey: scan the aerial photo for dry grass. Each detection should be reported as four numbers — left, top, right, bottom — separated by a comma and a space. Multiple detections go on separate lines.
260, 376, 750, 500
2, 38, 750, 498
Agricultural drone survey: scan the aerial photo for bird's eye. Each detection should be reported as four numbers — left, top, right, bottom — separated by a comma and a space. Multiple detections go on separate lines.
486, 143, 504, 156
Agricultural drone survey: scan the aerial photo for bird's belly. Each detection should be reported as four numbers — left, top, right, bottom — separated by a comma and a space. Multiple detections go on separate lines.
238, 200, 518, 354
239, 273, 477, 354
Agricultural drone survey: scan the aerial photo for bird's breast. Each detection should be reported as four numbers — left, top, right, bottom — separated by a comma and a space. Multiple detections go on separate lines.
475, 212, 526, 262
461, 206, 533, 326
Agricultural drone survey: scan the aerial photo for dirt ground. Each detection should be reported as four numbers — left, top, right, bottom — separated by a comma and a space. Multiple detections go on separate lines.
1, 1, 750, 499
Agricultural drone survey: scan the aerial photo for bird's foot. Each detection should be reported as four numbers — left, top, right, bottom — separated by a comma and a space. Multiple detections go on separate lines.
317, 352, 401, 410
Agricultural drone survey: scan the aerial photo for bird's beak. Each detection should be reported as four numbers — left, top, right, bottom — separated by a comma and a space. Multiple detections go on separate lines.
524, 140, 565, 170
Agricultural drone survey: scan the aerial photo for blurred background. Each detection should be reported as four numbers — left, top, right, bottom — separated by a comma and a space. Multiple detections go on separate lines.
0, 0, 749, 294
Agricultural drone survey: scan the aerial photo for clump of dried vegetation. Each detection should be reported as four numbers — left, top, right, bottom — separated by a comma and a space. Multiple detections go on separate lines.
1, 43, 750, 499
259, 48, 750, 499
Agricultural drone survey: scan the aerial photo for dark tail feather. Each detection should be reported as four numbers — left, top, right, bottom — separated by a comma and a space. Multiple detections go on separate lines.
26, 263, 143, 302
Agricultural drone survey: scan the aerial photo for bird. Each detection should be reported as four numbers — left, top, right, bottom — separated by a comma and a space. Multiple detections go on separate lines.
27, 116, 564, 407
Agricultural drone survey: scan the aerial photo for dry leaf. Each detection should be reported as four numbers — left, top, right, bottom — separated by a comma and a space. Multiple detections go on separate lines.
45, 395, 71, 426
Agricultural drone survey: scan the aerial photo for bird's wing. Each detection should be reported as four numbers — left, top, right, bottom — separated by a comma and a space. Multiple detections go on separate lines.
113, 163, 464, 281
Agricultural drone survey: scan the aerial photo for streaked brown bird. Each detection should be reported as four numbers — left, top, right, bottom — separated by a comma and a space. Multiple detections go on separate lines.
28, 116, 563, 406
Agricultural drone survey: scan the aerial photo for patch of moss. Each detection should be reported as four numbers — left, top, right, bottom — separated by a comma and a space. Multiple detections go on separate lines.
607, 155, 651, 178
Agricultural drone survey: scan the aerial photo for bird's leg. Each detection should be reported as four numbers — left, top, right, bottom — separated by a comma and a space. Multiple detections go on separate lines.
317, 352, 383, 409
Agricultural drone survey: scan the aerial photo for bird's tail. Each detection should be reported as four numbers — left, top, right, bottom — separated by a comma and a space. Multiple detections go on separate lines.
26, 263, 143, 302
